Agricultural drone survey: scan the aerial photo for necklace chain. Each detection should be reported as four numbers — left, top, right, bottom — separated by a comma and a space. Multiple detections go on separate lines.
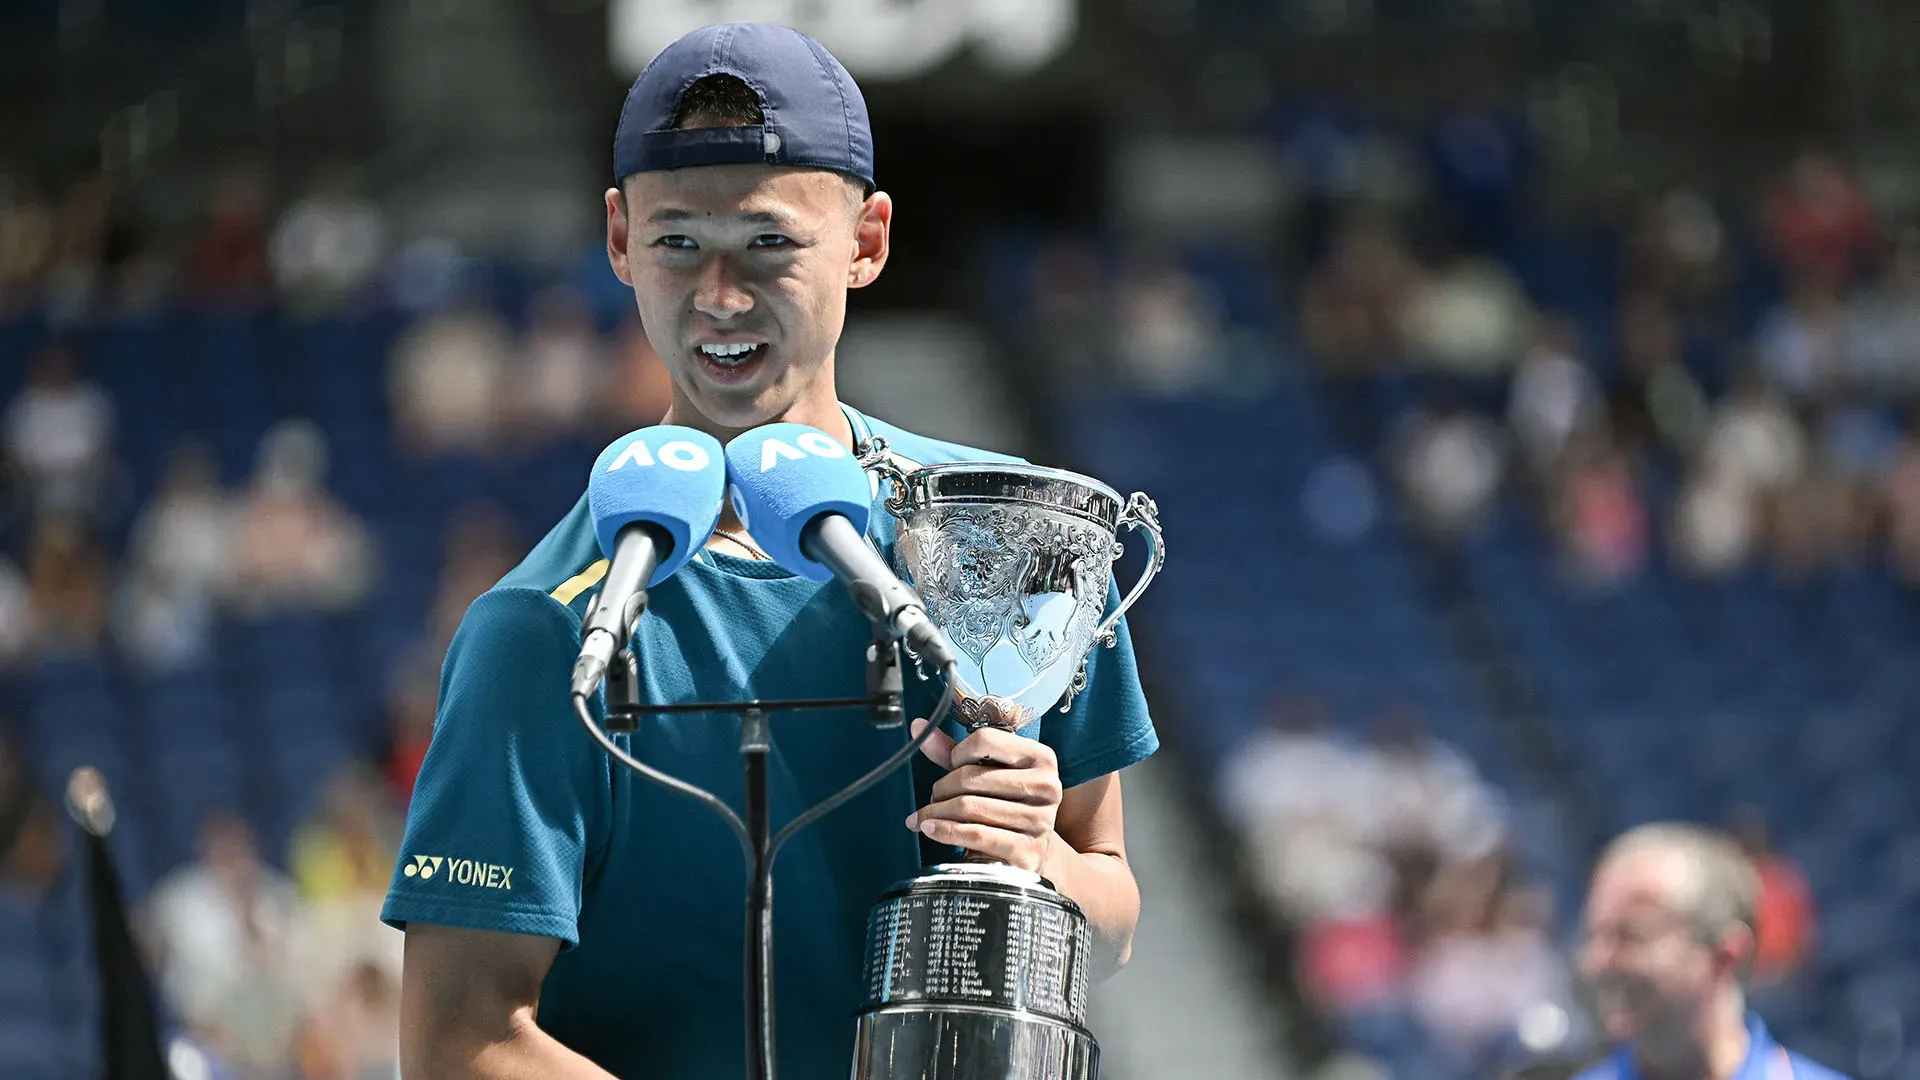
711, 527, 770, 561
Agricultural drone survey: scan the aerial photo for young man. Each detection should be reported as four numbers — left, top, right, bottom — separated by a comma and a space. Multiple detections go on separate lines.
1576, 823, 1848, 1080
380, 22, 1158, 1080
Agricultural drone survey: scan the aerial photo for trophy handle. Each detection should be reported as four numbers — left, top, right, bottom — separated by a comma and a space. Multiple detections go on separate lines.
1091, 491, 1164, 652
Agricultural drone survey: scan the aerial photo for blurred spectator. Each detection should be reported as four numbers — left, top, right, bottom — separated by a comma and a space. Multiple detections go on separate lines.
1881, 407, 1920, 581
1420, 50, 1529, 255
0, 727, 62, 892
1390, 392, 1506, 541
600, 314, 676, 433
1507, 316, 1601, 477
295, 960, 400, 1080
388, 296, 512, 458
1754, 281, 1846, 403
1027, 234, 1116, 383
1355, 707, 1506, 872
1767, 462, 1869, 582
0, 174, 54, 313
1402, 252, 1531, 375
1552, 424, 1647, 588
1728, 806, 1814, 985
1621, 187, 1731, 315
1221, 694, 1391, 925
1615, 290, 1711, 456
1761, 150, 1875, 285
3, 338, 115, 516
1409, 878, 1572, 1063
1845, 233, 1920, 394
1818, 390, 1898, 483
191, 161, 273, 307
25, 513, 107, 656
227, 420, 375, 616
271, 165, 387, 316
145, 812, 306, 1079
116, 441, 232, 672
42, 170, 114, 325
1670, 449, 1759, 578
384, 671, 436, 808
1703, 375, 1805, 496
1300, 212, 1419, 375
290, 765, 404, 997
1112, 251, 1229, 394
513, 284, 609, 443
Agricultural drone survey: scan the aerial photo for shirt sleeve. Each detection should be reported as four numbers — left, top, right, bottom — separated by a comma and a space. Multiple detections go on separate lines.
381, 587, 612, 948
1034, 579, 1159, 790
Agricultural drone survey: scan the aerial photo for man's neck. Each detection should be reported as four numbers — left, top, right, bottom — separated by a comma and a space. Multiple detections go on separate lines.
662, 393, 856, 538
1636, 1000, 1751, 1080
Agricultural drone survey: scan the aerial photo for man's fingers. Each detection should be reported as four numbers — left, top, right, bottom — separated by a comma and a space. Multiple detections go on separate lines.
908, 718, 956, 770
928, 764, 1060, 807
949, 727, 1054, 772
909, 794, 1051, 836
912, 820, 1044, 873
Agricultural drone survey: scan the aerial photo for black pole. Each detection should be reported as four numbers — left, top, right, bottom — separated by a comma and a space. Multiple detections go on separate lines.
741, 707, 776, 1080
66, 768, 170, 1080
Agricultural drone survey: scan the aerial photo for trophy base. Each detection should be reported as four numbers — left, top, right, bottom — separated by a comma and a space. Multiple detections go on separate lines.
850, 1005, 1099, 1080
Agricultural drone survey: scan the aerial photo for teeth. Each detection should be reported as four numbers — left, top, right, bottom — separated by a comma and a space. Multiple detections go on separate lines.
700, 343, 761, 365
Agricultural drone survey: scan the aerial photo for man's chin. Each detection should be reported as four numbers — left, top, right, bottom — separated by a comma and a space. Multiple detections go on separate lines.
1599, 1007, 1645, 1043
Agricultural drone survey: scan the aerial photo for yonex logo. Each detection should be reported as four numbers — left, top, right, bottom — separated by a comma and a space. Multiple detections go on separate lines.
403, 854, 514, 891
403, 854, 443, 879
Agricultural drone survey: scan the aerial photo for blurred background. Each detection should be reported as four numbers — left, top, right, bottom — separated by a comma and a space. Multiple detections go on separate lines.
3, 0, 1919, 1078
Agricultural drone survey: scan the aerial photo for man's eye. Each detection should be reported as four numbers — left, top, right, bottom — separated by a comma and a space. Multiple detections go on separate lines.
654, 236, 696, 250
750, 234, 793, 249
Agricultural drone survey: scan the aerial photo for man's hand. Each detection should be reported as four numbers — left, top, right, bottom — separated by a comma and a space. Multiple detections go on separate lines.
905, 701, 1063, 874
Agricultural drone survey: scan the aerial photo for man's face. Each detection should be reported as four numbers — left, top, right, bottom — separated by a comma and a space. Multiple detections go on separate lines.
1578, 849, 1727, 1047
608, 163, 886, 432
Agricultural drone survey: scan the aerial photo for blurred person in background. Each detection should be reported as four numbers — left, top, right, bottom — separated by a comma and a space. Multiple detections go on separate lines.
1552, 421, 1649, 589
226, 419, 374, 617
1880, 405, 1920, 581
116, 440, 232, 672
0, 173, 55, 315
296, 959, 401, 1080
1409, 872, 1573, 1066
596, 312, 676, 434
1298, 210, 1420, 377
1507, 315, 1603, 482
270, 163, 387, 317
291, 765, 404, 1003
42, 169, 114, 325
1761, 150, 1875, 288
512, 283, 609, 444
146, 811, 308, 1080
1112, 247, 1230, 394
1726, 807, 1814, 987
3, 337, 115, 518
387, 289, 513, 460
1390, 389, 1508, 542
25, 512, 108, 657
190, 160, 274, 310
0, 727, 63, 894
1844, 231, 1920, 395
1754, 280, 1846, 405
1575, 823, 1849, 1080
1402, 246, 1532, 377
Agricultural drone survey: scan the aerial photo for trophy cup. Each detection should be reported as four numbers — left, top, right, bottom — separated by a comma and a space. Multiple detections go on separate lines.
849, 441, 1164, 1080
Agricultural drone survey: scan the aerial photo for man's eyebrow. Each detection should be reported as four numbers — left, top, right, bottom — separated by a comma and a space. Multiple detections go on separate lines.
645, 208, 795, 227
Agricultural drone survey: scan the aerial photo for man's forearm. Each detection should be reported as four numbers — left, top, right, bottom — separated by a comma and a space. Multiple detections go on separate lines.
1042, 831, 1141, 982
403, 1011, 617, 1080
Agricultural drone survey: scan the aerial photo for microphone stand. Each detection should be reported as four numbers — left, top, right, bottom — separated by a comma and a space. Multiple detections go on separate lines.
590, 628, 929, 1080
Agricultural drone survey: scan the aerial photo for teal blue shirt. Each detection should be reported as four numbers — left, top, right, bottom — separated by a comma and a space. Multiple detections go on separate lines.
381, 407, 1159, 1079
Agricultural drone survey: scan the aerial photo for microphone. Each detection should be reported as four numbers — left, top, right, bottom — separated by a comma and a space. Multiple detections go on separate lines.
572, 426, 727, 698
723, 423, 955, 670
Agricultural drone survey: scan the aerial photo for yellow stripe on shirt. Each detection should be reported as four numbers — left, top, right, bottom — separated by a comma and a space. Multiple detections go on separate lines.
550, 559, 609, 605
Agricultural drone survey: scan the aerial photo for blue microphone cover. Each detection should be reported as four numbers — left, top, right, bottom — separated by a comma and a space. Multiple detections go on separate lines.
587, 426, 727, 586
723, 423, 871, 582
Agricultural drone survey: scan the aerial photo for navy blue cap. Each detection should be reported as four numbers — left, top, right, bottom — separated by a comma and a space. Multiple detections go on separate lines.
613, 22, 874, 190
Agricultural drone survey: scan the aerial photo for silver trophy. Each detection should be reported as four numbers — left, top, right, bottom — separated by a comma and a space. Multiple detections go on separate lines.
849, 442, 1164, 1080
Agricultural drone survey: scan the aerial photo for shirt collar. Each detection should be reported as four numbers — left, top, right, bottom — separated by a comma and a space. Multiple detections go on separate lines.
1610, 1014, 1786, 1080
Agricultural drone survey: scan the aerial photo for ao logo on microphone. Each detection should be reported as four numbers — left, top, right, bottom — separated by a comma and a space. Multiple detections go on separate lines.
605, 438, 712, 473
755, 430, 847, 472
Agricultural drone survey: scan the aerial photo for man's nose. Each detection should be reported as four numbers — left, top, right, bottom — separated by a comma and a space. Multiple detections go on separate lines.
692, 255, 753, 320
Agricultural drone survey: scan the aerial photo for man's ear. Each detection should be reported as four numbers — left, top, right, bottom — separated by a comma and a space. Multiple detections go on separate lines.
606, 187, 635, 287
848, 190, 892, 289
1717, 922, 1758, 984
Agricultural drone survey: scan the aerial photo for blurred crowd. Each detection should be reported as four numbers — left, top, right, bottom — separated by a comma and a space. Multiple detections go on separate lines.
0, 159, 682, 1079
1218, 692, 1818, 1071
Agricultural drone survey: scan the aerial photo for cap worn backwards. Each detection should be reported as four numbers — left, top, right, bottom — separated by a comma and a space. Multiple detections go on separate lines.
612, 22, 874, 191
